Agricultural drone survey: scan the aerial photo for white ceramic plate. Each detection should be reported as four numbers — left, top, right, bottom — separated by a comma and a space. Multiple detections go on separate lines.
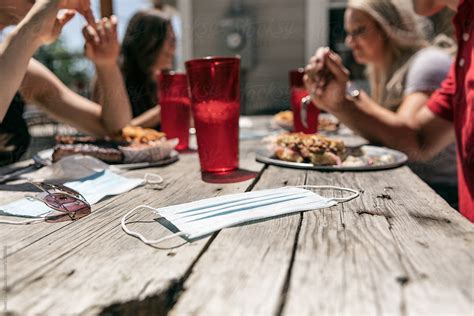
34, 148, 179, 171
256, 146, 407, 171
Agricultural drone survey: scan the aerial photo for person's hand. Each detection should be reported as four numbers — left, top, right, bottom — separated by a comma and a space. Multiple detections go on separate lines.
33, 0, 96, 46
58, 0, 95, 25
83, 16, 120, 67
34, 9, 76, 45
304, 47, 350, 113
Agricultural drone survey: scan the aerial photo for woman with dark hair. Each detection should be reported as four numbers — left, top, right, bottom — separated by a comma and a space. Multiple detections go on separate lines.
93, 10, 176, 129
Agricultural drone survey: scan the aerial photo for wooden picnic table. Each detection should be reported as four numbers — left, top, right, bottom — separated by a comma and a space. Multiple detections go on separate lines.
0, 116, 472, 315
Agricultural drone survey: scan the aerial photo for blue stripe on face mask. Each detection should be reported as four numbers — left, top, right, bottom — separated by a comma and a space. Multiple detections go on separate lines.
175, 190, 313, 219
182, 193, 319, 223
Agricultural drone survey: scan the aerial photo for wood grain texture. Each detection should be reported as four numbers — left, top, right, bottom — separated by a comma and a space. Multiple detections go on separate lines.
3, 140, 263, 315
282, 169, 473, 316
170, 165, 306, 316
1, 118, 472, 315
171, 165, 473, 316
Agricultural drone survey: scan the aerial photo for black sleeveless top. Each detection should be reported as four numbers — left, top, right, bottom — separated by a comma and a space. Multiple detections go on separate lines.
0, 94, 31, 166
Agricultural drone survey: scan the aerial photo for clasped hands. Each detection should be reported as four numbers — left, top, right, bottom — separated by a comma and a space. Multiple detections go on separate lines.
303, 47, 354, 113
34, 0, 119, 66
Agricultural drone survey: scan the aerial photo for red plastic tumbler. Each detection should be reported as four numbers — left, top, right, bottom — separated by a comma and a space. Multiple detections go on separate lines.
289, 68, 320, 133
158, 72, 191, 151
185, 57, 240, 173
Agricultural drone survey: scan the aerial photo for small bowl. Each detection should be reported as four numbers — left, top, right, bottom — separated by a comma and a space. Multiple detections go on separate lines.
119, 139, 179, 163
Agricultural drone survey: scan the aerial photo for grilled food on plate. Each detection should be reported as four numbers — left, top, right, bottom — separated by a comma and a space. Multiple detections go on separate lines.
273, 111, 340, 132
52, 126, 176, 164
271, 133, 346, 166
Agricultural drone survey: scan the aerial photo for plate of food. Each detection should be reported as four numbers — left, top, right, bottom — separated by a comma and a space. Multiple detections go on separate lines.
36, 126, 179, 170
319, 115, 340, 133
272, 111, 293, 131
256, 132, 407, 171
272, 111, 340, 133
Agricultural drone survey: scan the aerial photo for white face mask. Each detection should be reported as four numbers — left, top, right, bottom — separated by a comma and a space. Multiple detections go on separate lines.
29, 155, 118, 182
121, 186, 359, 245
0, 155, 163, 224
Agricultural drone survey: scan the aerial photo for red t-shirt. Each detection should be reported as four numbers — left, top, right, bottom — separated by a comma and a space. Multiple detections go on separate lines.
427, 0, 474, 221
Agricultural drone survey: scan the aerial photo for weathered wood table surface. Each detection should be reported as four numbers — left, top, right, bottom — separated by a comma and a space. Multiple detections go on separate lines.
0, 117, 472, 315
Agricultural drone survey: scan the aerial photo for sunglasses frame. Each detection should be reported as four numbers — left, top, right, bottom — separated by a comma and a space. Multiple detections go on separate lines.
28, 181, 91, 222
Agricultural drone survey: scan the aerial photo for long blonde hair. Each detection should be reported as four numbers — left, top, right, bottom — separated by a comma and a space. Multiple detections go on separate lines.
347, 0, 427, 109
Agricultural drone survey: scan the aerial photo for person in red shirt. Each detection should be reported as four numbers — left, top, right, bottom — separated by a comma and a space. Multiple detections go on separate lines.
304, 0, 473, 221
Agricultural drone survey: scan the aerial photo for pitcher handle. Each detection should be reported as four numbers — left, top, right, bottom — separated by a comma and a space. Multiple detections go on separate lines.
300, 96, 312, 129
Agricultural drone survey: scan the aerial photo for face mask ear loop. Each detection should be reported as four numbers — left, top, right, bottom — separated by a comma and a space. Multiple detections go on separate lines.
295, 185, 360, 203
144, 173, 164, 185
0, 218, 44, 225
121, 205, 185, 246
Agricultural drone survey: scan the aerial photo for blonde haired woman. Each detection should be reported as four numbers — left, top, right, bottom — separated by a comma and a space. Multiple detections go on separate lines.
308, 0, 458, 206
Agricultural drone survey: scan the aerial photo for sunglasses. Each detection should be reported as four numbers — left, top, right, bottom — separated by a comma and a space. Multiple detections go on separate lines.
26, 182, 91, 223
345, 26, 369, 39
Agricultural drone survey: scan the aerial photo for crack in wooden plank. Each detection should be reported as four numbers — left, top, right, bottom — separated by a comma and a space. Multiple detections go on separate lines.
4, 195, 126, 258
275, 213, 303, 316
10, 190, 168, 294
137, 280, 153, 298
386, 216, 410, 316
357, 210, 393, 218
349, 175, 402, 314
96, 165, 269, 316
339, 181, 384, 316
275, 171, 308, 316
12, 216, 130, 292
408, 212, 452, 225
245, 164, 268, 192
278, 168, 473, 314
8, 180, 244, 315
2, 162, 192, 260
339, 190, 349, 314
98, 278, 182, 316
98, 223, 221, 316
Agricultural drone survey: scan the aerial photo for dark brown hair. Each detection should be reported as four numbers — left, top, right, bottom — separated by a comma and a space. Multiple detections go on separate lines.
121, 9, 171, 117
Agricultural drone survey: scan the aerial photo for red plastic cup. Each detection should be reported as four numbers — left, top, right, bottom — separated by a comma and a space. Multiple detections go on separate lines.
158, 72, 191, 151
185, 57, 240, 173
289, 68, 319, 133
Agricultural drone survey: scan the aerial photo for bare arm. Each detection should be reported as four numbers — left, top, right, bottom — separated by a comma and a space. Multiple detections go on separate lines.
20, 59, 128, 137
305, 48, 454, 161
83, 17, 132, 133
332, 91, 454, 161
94, 81, 161, 129
93, 82, 161, 129
130, 106, 162, 128
396, 92, 430, 127
85, 17, 162, 130
94, 64, 133, 132
0, 0, 94, 121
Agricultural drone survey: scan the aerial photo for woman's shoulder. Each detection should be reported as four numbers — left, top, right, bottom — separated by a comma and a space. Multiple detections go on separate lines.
411, 47, 452, 67
404, 47, 453, 95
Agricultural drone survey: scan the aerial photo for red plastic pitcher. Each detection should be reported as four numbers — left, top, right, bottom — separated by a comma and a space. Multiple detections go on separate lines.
289, 68, 319, 133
